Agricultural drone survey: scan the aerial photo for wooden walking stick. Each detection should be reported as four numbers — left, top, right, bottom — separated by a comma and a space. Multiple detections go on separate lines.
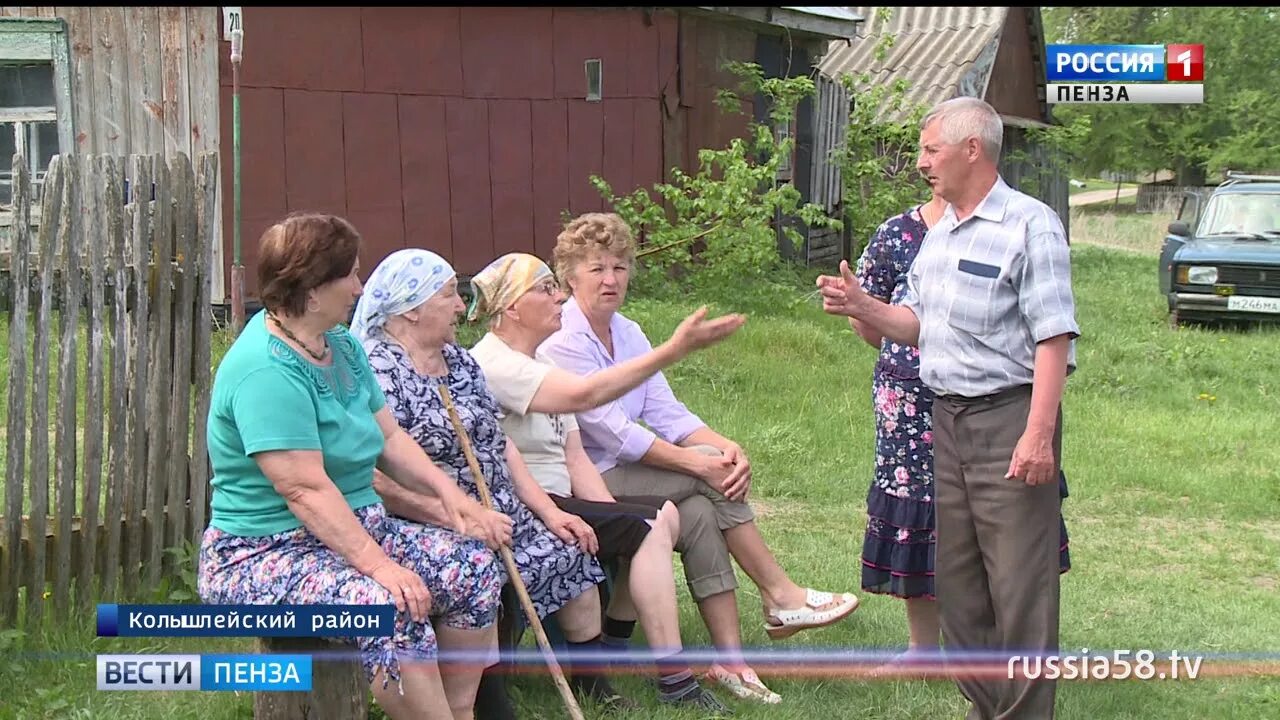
436, 385, 586, 720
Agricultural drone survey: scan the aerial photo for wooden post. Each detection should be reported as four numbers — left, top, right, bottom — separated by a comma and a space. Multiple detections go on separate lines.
2, 154, 31, 625
253, 637, 368, 720
79, 154, 108, 609
52, 154, 83, 621
101, 154, 129, 602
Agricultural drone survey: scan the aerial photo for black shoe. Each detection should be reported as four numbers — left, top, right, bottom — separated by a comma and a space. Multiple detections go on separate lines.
660, 684, 734, 715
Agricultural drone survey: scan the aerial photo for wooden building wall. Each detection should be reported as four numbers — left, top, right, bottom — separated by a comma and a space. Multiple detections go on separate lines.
0, 6, 223, 298
983, 7, 1044, 126
215, 6, 772, 300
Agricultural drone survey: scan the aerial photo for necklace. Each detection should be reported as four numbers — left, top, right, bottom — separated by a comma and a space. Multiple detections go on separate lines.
269, 312, 330, 362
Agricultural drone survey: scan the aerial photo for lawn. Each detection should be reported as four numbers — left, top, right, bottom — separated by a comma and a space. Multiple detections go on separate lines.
1069, 195, 1171, 255
1, 245, 1279, 718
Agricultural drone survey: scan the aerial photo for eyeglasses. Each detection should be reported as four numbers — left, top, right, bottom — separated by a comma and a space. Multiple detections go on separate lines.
532, 279, 560, 296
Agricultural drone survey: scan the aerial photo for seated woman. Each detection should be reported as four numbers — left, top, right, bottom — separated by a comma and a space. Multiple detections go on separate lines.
198, 213, 510, 720
349, 249, 632, 715
469, 251, 746, 712
540, 213, 862, 704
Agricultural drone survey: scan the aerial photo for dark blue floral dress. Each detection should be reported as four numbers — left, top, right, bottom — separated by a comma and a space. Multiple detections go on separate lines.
853, 206, 1072, 600
365, 338, 606, 619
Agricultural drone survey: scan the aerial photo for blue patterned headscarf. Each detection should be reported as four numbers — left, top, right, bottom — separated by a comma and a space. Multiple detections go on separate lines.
350, 248, 455, 343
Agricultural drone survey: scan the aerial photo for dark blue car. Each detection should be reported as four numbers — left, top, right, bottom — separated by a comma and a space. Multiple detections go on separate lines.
1159, 172, 1280, 327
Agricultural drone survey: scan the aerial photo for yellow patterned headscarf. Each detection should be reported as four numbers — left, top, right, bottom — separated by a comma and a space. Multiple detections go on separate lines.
467, 252, 554, 322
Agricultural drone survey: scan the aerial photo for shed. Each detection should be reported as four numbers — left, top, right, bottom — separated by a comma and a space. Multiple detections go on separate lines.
213, 6, 860, 300
1, 6, 862, 304
0, 7, 222, 290
816, 6, 1070, 237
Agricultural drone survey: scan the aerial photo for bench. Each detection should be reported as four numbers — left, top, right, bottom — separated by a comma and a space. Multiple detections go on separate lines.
252, 564, 618, 719
254, 636, 367, 720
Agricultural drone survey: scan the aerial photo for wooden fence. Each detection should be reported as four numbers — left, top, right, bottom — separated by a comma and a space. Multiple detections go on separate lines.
0, 150, 217, 630
1136, 183, 1213, 215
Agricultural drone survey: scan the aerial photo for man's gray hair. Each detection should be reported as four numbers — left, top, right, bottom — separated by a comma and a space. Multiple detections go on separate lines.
922, 97, 1004, 161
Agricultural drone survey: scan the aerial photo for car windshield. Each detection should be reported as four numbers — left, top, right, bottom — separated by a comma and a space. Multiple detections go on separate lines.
1198, 192, 1280, 236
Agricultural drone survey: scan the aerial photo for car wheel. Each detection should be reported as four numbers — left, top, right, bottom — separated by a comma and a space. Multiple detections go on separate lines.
1168, 309, 1182, 330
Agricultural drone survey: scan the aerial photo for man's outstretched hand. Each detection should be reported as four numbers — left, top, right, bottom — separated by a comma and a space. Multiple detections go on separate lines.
816, 260, 871, 318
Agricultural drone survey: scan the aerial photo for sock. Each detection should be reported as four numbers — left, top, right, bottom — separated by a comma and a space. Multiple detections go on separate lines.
655, 651, 699, 700
566, 635, 620, 700
601, 616, 636, 647
473, 664, 518, 720
600, 617, 636, 666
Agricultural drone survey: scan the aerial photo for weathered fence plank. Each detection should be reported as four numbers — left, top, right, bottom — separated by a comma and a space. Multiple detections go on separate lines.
122, 154, 153, 599
24, 155, 61, 630
144, 155, 174, 592
77, 154, 108, 609
124, 6, 163, 155
2, 155, 31, 626
159, 8, 192, 159
101, 155, 129, 601
165, 153, 196, 570
53, 154, 84, 621
189, 151, 217, 542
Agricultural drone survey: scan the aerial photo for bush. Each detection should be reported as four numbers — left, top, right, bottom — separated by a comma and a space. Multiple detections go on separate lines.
592, 62, 840, 296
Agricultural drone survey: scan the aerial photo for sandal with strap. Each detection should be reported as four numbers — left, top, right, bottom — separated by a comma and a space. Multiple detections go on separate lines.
705, 663, 782, 705
763, 588, 860, 640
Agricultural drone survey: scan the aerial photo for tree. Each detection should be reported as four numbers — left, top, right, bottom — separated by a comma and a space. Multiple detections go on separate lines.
1043, 6, 1280, 182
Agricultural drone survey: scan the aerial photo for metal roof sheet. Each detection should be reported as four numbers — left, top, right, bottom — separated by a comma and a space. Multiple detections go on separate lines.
816, 7, 1009, 121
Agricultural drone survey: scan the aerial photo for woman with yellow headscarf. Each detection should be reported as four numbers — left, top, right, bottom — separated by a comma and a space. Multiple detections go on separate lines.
469, 252, 745, 710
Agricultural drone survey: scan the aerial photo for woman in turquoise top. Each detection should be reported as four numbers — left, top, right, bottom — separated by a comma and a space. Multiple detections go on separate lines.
197, 213, 514, 720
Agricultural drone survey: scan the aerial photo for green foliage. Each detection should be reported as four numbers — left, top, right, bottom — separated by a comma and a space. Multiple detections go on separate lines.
1043, 6, 1280, 180
592, 62, 839, 293
831, 25, 932, 259
1004, 114, 1093, 198
833, 69, 930, 259
155, 540, 201, 604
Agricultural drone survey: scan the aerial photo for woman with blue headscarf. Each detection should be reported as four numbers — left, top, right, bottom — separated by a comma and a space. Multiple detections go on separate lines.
354, 249, 638, 716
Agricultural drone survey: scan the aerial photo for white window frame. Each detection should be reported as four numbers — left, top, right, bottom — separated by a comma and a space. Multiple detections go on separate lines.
0, 18, 74, 213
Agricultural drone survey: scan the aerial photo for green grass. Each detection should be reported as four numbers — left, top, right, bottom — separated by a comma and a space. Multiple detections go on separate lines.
1070, 198, 1171, 255
2, 246, 1279, 718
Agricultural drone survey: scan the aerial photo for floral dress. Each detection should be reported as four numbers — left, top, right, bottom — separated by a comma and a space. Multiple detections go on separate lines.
197, 318, 502, 689
853, 206, 1073, 600
365, 338, 606, 619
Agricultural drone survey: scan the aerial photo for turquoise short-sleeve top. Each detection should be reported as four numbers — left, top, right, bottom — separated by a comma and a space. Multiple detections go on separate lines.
206, 310, 387, 537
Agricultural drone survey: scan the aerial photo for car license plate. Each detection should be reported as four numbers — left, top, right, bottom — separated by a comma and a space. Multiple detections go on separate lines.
1227, 295, 1280, 314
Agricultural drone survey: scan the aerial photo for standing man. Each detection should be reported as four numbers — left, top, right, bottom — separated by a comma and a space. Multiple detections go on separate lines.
818, 96, 1078, 719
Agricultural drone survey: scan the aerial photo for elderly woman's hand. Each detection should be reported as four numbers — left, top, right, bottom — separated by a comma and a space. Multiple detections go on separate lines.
692, 444, 753, 501
669, 306, 747, 354
543, 510, 599, 556
463, 505, 515, 550
720, 441, 753, 501
367, 558, 432, 623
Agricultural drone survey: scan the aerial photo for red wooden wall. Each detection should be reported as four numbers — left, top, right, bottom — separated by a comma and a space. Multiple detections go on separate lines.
217, 6, 757, 299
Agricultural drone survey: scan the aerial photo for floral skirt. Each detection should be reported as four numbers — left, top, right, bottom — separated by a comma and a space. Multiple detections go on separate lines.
861, 373, 1072, 600
198, 503, 503, 686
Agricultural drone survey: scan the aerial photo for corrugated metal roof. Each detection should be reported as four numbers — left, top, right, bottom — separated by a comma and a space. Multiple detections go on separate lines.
693, 7, 863, 39
779, 7, 864, 23
816, 7, 1008, 121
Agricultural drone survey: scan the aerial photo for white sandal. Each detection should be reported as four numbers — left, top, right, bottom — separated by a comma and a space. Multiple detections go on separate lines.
763, 588, 860, 639
705, 663, 781, 704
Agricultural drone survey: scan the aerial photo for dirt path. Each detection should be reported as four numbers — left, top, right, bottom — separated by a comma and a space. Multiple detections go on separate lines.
1069, 187, 1138, 206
